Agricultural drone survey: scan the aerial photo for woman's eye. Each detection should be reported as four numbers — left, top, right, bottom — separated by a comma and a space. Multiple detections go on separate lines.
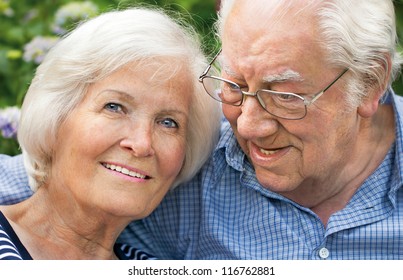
104, 102, 123, 113
159, 118, 178, 128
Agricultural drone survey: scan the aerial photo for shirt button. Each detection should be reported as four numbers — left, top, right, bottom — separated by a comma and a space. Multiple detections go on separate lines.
318, 247, 330, 259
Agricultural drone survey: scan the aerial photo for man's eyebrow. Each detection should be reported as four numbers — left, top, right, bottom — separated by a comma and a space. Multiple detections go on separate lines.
262, 69, 303, 83
222, 64, 240, 79
222, 63, 303, 84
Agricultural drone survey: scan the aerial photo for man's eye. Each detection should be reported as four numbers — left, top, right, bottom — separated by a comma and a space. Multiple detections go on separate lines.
274, 93, 300, 102
159, 118, 178, 128
104, 103, 123, 113
278, 94, 295, 100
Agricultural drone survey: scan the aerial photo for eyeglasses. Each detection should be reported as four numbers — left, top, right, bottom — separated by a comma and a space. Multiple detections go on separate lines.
198, 49, 349, 120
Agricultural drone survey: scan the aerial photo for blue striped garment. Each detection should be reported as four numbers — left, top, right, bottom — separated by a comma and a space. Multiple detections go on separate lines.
0, 211, 31, 259
117, 243, 157, 260
0, 228, 23, 260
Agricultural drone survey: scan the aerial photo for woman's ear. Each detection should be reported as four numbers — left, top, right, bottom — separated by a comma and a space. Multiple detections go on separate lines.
357, 54, 392, 118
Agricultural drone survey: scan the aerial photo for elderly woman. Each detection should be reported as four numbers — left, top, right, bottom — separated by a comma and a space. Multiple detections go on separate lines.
0, 7, 221, 259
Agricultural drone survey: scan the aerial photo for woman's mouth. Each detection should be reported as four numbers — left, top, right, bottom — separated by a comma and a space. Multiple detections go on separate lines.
102, 163, 149, 179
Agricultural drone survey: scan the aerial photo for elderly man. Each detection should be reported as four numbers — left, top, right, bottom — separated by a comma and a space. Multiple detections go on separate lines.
1, 0, 403, 259
120, 0, 402, 259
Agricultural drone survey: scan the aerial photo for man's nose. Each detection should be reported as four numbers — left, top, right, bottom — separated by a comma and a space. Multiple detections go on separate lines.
236, 94, 279, 139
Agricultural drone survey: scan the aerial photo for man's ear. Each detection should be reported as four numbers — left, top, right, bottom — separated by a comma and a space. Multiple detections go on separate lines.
357, 96, 380, 118
357, 54, 392, 118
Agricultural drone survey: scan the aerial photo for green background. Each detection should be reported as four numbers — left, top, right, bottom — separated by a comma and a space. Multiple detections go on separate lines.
0, 0, 402, 155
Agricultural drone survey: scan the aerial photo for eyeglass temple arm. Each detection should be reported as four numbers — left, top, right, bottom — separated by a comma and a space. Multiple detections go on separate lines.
306, 68, 349, 105
322, 68, 349, 92
199, 49, 222, 80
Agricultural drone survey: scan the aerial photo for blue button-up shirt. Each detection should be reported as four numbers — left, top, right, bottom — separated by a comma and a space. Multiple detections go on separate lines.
1, 90, 403, 259
118, 89, 403, 259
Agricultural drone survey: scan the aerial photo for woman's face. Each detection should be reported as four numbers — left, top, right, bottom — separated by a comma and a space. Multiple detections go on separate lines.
49, 61, 191, 221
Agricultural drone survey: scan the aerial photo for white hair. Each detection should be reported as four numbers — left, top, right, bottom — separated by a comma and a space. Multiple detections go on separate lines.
217, 0, 403, 107
317, 0, 403, 106
18, 7, 221, 191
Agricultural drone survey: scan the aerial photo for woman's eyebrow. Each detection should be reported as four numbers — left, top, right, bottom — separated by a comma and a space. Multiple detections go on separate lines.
97, 89, 188, 116
97, 89, 137, 102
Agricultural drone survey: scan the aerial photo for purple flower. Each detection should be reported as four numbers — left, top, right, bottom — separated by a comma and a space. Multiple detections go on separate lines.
52, 1, 99, 35
23, 36, 59, 64
0, 106, 20, 139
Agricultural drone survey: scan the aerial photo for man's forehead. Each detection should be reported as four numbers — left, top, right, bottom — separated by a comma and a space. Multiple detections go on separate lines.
223, 0, 320, 49
230, 0, 317, 21
221, 0, 322, 81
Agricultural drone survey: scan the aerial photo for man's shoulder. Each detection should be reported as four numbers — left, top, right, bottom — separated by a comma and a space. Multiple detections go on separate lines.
0, 154, 32, 205
0, 154, 25, 179
391, 91, 403, 112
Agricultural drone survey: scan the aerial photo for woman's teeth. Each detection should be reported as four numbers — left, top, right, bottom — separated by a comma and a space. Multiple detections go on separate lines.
103, 163, 146, 179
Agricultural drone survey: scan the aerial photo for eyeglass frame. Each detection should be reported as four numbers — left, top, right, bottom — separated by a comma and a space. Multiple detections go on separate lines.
198, 49, 349, 120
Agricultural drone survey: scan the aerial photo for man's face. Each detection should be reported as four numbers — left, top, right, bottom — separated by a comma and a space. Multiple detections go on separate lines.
221, 0, 362, 206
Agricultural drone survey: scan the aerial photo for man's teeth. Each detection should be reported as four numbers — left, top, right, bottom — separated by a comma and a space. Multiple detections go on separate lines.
104, 163, 146, 179
260, 148, 280, 155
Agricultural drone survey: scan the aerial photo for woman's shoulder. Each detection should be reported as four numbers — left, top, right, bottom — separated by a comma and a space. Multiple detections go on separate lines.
0, 211, 32, 260
0, 215, 24, 260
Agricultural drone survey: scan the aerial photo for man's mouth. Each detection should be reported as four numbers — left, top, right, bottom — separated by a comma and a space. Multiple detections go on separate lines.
102, 163, 148, 179
259, 147, 285, 156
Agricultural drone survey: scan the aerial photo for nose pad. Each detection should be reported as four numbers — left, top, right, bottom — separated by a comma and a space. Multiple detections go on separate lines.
256, 94, 267, 110
241, 91, 266, 111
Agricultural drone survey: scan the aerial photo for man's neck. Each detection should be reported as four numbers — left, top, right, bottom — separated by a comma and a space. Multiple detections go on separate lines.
295, 104, 395, 226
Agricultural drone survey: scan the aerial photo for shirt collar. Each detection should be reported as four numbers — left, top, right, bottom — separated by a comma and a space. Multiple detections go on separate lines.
387, 88, 403, 194
216, 119, 245, 172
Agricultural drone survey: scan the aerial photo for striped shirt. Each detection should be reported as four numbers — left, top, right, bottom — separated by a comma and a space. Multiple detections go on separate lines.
0, 211, 31, 259
0, 231, 24, 259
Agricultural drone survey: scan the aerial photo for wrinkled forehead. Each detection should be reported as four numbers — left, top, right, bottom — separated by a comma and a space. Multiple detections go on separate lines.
221, 0, 321, 59
220, 0, 324, 81
224, 0, 319, 37
127, 57, 191, 86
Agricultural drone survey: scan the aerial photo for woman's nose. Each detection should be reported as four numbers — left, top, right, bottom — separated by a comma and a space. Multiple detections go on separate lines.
120, 123, 155, 157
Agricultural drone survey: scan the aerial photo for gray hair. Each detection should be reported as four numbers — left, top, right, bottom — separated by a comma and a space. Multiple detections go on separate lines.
18, 7, 221, 191
217, 0, 403, 107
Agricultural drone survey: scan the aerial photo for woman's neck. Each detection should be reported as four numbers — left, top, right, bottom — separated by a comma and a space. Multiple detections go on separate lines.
0, 187, 124, 259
